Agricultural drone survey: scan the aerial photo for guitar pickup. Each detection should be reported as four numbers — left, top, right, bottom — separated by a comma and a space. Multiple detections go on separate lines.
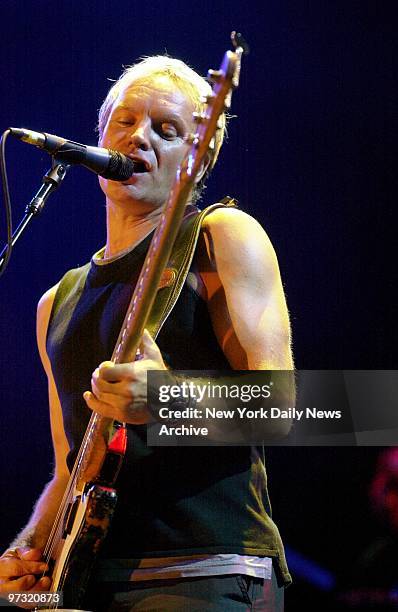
63, 496, 81, 537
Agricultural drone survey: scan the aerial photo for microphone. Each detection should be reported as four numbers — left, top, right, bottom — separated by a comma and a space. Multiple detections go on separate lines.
9, 127, 135, 181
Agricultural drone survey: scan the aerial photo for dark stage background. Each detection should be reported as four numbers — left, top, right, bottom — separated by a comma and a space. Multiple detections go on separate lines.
0, 1, 397, 609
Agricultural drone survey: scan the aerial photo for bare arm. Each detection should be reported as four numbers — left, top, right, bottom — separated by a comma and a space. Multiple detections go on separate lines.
199, 206, 293, 370
194, 207, 295, 439
10, 284, 70, 549
0, 284, 70, 596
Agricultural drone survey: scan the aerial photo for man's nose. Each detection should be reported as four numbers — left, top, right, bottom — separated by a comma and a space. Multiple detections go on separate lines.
129, 121, 151, 151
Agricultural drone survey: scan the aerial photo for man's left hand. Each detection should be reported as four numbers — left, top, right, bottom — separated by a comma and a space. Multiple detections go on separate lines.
83, 329, 166, 424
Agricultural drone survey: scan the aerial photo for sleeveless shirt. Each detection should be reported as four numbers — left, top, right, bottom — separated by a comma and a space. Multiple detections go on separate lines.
46, 220, 292, 587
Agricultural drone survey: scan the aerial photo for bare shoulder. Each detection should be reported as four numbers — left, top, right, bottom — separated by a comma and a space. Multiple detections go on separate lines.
37, 283, 60, 334
201, 206, 280, 281
37, 283, 59, 372
37, 284, 59, 317
202, 205, 264, 235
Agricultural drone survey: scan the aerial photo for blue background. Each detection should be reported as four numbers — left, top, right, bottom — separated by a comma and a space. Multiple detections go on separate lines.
0, 0, 397, 607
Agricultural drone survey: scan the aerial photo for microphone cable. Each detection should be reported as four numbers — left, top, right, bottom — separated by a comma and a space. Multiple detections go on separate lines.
0, 129, 13, 278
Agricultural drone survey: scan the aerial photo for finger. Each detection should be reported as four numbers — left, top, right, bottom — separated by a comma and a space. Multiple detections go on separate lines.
91, 370, 132, 397
98, 361, 136, 383
83, 391, 124, 421
27, 575, 52, 591
16, 548, 43, 561
0, 573, 37, 592
0, 558, 48, 578
91, 380, 132, 407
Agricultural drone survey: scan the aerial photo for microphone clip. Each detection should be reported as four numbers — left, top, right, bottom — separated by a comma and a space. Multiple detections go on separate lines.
26, 159, 69, 216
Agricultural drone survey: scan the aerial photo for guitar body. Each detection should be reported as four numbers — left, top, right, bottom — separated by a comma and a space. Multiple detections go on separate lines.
39, 485, 117, 611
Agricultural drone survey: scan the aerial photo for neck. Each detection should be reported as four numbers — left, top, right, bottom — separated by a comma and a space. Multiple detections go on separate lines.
104, 198, 163, 258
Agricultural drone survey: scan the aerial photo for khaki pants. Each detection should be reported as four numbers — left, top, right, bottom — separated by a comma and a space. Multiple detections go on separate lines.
86, 570, 284, 611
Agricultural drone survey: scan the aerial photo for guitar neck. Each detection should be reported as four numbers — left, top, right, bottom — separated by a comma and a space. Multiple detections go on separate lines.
42, 37, 246, 602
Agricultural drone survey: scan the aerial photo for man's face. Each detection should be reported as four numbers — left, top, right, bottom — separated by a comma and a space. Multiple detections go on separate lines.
99, 75, 195, 212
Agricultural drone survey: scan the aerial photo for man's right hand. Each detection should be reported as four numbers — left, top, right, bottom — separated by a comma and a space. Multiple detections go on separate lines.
0, 548, 50, 608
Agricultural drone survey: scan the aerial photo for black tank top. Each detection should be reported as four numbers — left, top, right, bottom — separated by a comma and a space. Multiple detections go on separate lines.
46, 227, 291, 586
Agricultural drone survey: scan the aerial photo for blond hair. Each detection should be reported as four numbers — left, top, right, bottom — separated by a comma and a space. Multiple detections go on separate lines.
97, 56, 226, 199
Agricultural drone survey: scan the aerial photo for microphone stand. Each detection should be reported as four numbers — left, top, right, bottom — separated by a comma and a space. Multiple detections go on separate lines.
0, 159, 69, 271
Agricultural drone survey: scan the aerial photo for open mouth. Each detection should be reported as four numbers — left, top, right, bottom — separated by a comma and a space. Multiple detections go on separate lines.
128, 156, 152, 174
132, 160, 149, 173
121, 157, 151, 184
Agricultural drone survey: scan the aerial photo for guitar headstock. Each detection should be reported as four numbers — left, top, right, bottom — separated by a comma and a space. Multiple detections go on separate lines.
181, 32, 248, 181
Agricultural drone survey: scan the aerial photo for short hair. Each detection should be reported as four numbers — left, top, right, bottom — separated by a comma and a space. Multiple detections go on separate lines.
97, 56, 227, 201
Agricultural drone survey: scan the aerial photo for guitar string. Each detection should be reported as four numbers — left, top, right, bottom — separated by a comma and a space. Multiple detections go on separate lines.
41, 414, 99, 610
37, 56, 239, 608
42, 412, 99, 564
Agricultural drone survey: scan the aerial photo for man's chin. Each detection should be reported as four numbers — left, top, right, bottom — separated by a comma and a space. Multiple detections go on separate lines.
113, 188, 164, 212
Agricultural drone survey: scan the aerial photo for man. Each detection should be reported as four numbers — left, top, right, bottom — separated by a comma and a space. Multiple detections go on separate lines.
0, 56, 293, 610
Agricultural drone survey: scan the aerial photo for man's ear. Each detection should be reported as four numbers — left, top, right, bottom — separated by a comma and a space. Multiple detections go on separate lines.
194, 151, 211, 185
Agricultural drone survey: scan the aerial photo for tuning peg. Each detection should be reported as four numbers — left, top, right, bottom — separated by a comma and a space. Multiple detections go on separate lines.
207, 69, 222, 83
184, 133, 199, 147
192, 111, 207, 124
200, 93, 215, 105
223, 91, 233, 111
231, 31, 250, 55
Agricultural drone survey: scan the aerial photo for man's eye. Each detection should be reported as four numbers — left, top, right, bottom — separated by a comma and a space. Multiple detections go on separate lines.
117, 119, 133, 126
160, 123, 178, 138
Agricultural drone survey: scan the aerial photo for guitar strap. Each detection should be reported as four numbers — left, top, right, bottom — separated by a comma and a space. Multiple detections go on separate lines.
146, 196, 237, 340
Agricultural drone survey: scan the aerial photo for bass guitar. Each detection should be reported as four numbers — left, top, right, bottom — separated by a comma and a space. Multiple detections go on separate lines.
37, 32, 247, 611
